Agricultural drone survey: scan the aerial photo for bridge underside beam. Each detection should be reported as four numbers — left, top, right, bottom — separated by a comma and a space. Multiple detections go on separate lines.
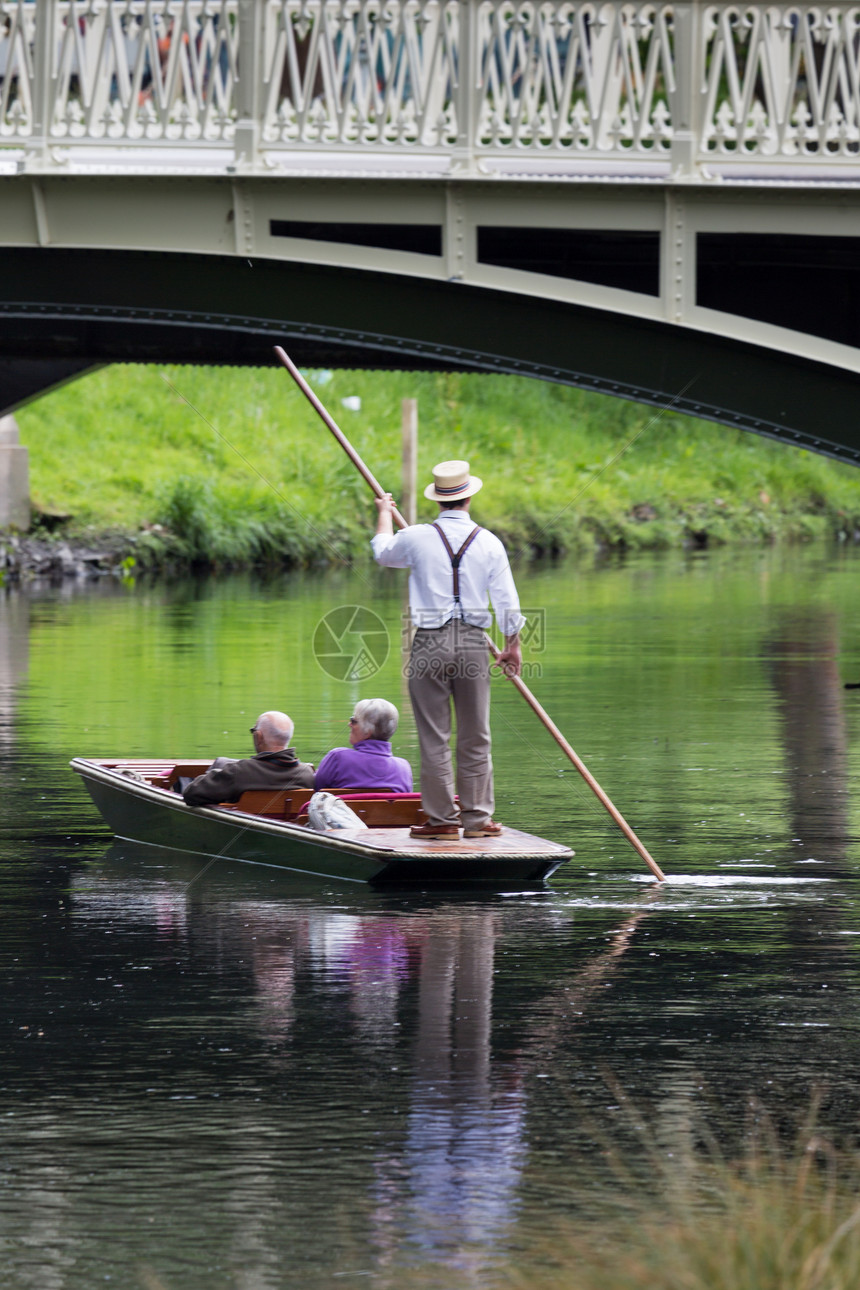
0, 358, 101, 418
1, 248, 858, 467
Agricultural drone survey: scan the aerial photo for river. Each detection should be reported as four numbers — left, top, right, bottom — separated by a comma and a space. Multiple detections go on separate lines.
2, 543, 860, 1288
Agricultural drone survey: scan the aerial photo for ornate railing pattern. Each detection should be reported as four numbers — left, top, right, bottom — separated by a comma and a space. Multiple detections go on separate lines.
476, 2, 675, 152
0, 0, 238, 141
261, 0, 459, 145
1, 0, 859, 167
702, 5, 860, 156
0, 0, 35, 137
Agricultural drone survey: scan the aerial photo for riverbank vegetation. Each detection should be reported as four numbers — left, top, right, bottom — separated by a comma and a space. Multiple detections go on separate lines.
378, 1099, 860, 1290
502, 1115, 860, 1290
17, 362, 860, 570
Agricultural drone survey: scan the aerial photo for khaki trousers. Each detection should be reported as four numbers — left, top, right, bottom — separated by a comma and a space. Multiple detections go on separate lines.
407, 621, 494, 830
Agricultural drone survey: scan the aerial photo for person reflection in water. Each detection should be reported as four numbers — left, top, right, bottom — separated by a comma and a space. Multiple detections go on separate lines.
314, 698, 413, 792
366, 911, 526, 1266
182, 710, 314, 806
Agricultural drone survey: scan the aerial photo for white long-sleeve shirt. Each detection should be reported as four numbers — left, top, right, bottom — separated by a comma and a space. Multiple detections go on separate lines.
371, 510, 526, 636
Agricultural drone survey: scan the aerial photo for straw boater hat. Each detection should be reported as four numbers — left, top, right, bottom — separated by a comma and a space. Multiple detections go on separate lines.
424, 460, 483, 502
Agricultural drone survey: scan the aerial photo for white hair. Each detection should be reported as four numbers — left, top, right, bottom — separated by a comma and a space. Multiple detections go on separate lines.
352, 698, 398, 741
255, 710, 294, 749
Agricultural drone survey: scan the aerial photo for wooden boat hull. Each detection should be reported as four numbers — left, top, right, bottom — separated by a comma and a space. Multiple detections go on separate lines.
71, 758, 574, 886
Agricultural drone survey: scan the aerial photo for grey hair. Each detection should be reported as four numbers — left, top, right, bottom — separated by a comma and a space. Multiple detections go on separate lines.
352, 698, 398, 741
255, 710, 294, 748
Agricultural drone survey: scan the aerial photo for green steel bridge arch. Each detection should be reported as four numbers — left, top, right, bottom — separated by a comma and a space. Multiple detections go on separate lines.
3, 237, 860, 466
3, 1, 860, 463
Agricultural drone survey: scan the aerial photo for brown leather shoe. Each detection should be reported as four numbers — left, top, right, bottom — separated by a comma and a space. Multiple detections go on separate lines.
410, 822, 460, 839
463, 821, 503, 838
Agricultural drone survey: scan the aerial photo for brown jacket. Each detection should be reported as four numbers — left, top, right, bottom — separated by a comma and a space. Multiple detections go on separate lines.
182, 748, 314, 807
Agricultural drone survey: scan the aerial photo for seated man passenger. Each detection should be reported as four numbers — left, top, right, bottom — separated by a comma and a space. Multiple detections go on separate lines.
183, 710, 314, 807
315, 698, 413, 793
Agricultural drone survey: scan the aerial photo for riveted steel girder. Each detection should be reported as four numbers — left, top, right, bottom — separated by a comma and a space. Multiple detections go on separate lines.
1, 247, 859, 466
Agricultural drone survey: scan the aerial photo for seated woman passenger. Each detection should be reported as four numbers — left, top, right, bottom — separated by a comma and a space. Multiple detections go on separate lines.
315, 698, 413, 793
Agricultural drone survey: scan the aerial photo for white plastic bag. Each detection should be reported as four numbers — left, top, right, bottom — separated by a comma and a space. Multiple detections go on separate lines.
307, 791, 368, 832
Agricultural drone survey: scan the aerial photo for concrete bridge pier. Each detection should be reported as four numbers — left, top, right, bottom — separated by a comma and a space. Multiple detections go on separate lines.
0, 417, 30, 532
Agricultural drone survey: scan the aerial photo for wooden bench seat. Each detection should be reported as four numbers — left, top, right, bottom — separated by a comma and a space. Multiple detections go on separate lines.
220, 788, 314, 818
295, 794, 427, 829
220, 789, 426, 828
341, 798, 427, 828
99, 763, 437, 830
106, 761, 213, 790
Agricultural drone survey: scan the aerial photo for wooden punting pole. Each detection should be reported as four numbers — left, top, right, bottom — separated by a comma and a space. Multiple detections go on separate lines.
273, 345, 666, 882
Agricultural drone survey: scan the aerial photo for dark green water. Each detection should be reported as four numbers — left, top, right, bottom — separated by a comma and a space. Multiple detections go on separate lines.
3, 544, 860, 1288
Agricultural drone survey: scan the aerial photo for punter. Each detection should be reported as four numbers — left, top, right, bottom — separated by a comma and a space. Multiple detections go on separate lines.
371, 460, 524, 839
182, 710, 314, 806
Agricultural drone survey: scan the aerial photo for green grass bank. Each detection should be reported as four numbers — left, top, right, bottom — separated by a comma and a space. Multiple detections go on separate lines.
16, 362, 860, 570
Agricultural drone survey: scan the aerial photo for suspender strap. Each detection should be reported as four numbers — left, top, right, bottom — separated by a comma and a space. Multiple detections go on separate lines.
432, 523, 483, 615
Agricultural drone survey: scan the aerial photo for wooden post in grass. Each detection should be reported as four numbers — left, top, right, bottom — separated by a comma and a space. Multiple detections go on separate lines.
401, 399, 418, 527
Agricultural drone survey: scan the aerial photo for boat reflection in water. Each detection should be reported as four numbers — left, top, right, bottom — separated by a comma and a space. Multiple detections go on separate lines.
67, 843, 655, 1277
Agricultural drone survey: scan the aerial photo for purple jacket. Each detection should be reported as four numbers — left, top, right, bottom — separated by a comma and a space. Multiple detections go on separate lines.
314, 740, 413, 793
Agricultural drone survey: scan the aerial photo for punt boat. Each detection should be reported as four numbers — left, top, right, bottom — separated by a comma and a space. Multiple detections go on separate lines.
71, 757, 574, 886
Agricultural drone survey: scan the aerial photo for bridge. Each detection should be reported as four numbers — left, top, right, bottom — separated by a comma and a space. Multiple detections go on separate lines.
3, 0, 860, 463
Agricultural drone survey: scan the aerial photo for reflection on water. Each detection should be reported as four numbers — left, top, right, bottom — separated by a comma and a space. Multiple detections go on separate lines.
0, 593, 27, 751
2, 547, 860, 1287
53, 845, 660, 1284
770, 610, 848, 866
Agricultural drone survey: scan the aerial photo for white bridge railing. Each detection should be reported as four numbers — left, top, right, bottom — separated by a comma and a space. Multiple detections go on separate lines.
2, 0, 860, 174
